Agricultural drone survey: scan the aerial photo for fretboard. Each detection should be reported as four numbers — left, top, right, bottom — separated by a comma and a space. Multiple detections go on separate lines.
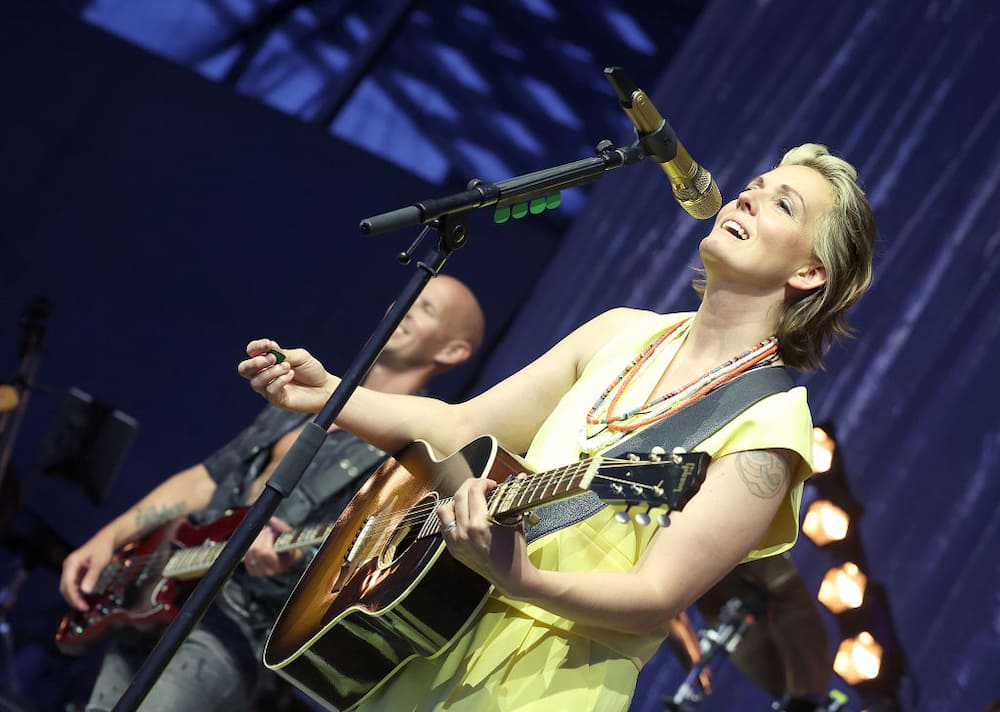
161, 521, 337, 579
425, 456, 603, 536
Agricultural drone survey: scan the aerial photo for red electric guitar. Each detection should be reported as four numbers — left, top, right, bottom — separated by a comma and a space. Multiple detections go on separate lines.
55, 509, 335, 655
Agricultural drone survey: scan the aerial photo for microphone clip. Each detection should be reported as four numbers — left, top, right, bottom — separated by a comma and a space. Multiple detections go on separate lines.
635, 121, 679, 164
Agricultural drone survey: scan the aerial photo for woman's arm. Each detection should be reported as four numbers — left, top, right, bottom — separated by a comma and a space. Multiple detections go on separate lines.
438, 447, 796, 637
238, 307, 645, 457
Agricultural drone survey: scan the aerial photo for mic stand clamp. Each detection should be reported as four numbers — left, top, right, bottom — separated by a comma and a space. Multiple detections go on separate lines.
664, 597, 756, 712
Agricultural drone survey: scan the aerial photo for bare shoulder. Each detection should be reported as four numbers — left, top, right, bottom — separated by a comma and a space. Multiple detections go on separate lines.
567, 307, 675, 368
590, 306, 660, 329
573, 306, 660, 348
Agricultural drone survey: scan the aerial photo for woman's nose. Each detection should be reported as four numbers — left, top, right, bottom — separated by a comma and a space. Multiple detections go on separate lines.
736, 189, 757, 214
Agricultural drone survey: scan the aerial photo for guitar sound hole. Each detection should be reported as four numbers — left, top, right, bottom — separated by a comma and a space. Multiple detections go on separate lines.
378, 493, 438, 568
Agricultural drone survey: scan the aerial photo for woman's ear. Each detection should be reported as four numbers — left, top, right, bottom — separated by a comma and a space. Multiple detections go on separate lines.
788, 261, 827, 291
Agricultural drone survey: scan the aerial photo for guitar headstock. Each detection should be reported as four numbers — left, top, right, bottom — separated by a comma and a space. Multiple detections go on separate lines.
587, 447, 709, 526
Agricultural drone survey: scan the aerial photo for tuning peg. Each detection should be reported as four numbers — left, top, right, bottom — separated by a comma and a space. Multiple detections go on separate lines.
650, 446, 665, 462
627, 453, 640, 462
656, 512, 671, 527
634, 510, 651, 526
671, 446, 687, 465
614, 510, 631, 524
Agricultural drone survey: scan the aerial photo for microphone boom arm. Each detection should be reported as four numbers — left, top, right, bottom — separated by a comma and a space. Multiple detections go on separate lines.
359, 141, 646, 237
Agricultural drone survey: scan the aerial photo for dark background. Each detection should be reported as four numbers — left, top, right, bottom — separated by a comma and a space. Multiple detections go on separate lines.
0, 1, 997, 710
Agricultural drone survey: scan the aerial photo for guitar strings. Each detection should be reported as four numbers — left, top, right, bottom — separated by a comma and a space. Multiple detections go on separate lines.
356, 458, 670, 538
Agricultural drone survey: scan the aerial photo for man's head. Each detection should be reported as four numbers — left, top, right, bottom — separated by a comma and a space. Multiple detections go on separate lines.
380, 274, 485, 377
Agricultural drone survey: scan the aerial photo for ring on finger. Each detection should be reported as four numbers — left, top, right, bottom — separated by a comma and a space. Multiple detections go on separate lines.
441, 521, 458, 534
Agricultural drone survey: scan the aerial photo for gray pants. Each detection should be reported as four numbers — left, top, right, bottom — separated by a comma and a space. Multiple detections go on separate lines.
85, 599, 267, 711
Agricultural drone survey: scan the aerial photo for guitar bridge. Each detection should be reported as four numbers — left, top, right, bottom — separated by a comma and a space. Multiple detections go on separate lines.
345, 516, 374, 565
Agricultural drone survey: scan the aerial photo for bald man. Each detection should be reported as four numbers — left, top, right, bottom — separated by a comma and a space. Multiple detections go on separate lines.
61, 275, 485, 712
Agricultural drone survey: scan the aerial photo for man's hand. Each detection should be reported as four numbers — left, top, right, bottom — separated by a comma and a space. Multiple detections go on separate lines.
243, 517, 303, 577
59, 529, 118, 611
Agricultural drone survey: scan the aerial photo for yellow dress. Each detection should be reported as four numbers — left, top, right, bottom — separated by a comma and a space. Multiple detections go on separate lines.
359, 312, 815, 711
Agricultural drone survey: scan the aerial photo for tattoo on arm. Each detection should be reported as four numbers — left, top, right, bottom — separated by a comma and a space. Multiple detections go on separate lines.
733, 451, 789, 499
134, 502, 185, 531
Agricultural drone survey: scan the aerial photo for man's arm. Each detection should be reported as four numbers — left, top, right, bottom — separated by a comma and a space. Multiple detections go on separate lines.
59, 463, 218, 611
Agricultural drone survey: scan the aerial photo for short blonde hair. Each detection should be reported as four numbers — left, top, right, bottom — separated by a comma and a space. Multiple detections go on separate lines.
775, 143, 876, 371
692, 144, 876, 371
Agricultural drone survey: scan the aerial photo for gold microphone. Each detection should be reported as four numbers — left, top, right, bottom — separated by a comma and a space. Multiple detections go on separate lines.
605, 67, 722, 219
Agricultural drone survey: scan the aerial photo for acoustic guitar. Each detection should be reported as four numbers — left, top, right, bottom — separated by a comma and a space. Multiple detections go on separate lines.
262, 434, 708, 711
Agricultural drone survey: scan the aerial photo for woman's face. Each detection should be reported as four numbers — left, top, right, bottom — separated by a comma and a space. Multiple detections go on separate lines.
700, 164, 834, 294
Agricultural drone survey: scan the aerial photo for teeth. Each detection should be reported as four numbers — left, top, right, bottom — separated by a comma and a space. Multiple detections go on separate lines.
722, 220, 748, 240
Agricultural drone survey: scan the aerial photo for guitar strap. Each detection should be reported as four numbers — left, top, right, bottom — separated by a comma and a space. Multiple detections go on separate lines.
525, 365, 795, 543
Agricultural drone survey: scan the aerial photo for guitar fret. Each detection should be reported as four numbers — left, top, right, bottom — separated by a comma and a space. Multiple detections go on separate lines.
524, 476, 540, 508
536, 472, 551, 503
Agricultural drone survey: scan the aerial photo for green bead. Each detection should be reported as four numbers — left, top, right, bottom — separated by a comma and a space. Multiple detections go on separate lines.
512, 202, 528, 219
529, 197, 546, 214
494, 206, 511, 223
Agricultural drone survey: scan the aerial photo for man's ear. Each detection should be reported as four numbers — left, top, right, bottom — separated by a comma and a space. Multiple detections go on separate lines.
788, 261, 827, 292
434, 339, 472, 368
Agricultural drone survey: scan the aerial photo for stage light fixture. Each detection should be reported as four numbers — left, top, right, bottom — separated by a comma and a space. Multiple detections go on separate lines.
812, 426, 836, 473
833, 631, 883, 685
818, 562, 867, 614
802, 499, 850, 546
802, 423, 906, 708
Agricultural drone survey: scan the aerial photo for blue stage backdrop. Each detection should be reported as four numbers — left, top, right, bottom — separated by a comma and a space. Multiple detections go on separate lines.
0, 1, 998, 711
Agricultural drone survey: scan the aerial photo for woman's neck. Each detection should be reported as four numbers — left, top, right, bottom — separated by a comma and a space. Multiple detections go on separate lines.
685, 287, 781, 363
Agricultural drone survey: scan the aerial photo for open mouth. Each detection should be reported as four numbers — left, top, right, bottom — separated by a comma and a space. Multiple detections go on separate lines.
722, 219, 749, 240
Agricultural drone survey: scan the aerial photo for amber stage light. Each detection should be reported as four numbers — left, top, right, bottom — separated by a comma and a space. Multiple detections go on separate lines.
833, 631, 883, 685
818, 562, 868, 614
812, 426, 836, 474
802, 499, 850, 546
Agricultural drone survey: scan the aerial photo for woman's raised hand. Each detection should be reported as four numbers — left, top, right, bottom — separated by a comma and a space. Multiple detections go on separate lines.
238, 338, 336, 413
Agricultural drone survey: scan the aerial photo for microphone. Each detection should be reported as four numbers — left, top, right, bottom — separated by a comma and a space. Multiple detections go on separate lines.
604, 67, 721, 219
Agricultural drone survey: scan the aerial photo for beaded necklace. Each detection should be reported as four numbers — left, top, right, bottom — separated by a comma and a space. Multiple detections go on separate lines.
579, 318, 779, 453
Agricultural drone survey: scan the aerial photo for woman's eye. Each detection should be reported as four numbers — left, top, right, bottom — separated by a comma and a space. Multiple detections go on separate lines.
778, 198, 792, 214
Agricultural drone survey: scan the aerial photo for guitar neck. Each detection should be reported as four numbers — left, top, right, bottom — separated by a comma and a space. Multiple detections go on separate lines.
161, 521, 336, 580
420, 446, 702, 537
490, 457, 601, 518
418, 457, 603, 536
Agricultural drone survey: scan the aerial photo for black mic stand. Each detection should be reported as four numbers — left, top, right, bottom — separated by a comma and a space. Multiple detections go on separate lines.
112, 138, 646, 710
